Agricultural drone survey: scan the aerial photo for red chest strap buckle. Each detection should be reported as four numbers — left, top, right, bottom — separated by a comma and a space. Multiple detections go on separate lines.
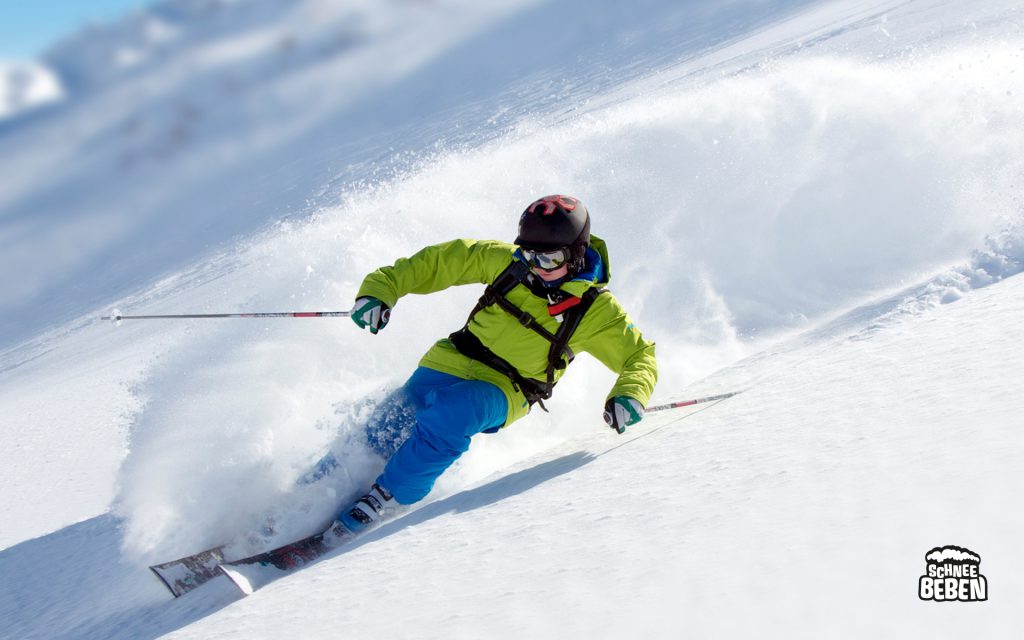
548, 296, 581, 316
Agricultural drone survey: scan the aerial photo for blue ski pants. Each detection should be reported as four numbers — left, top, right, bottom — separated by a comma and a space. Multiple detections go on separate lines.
375, 367, 507, 505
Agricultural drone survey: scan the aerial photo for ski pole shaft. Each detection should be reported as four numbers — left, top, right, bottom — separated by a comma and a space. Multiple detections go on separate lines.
102, 311, 351, 321
646, 390, 742, 413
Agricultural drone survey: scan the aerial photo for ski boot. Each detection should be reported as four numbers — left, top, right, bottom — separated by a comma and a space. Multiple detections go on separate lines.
337, 483, 396, 534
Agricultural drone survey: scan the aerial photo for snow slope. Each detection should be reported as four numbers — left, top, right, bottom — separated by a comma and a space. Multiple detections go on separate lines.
1, 0, 1023, 638
165, 271, 1024, 639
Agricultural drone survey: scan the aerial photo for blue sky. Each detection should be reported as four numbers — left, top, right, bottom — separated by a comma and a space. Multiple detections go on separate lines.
0, 0, 153, 59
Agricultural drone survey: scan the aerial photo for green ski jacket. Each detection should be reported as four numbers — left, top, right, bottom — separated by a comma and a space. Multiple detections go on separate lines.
356, 236, 658, 426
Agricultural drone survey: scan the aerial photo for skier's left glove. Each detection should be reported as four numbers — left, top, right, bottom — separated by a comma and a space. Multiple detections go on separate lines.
604, 396, 644, 434
351, 296, 391, 334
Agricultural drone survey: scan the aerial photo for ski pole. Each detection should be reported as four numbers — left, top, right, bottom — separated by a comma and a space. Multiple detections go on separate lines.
102, 310, 351, 321
646, 390, 743, 413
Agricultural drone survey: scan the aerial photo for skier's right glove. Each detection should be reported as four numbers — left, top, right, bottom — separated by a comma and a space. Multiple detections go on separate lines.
351, 296, 391, 334
604, 396, 644, 434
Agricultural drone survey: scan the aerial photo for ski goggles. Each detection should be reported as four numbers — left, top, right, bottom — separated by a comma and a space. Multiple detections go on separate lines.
521, 247, 569, 271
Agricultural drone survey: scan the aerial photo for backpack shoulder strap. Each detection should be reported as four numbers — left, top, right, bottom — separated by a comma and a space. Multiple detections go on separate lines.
450, 258, 608, 409
546, 286, 607, 370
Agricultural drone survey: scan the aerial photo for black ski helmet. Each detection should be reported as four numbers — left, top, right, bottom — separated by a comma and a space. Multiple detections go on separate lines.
515, 195, 591, 272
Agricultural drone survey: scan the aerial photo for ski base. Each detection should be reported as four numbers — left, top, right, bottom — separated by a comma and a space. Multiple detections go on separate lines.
218, 522, 354, 595
150, 546, 226, 597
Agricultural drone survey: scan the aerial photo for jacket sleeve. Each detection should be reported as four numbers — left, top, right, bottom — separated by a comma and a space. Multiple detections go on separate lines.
575, 293, 658, 406
355, 239, 510, 308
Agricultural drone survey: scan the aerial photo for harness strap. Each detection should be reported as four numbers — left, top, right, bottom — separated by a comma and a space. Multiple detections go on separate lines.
448, 329, 551, 408
449, 259, 606, 410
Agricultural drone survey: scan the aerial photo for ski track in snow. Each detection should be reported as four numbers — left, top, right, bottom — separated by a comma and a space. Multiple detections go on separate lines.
1, 0, 1023, 638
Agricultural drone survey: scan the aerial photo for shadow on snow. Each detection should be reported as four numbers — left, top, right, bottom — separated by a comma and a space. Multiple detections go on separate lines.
0, 450, 595, 640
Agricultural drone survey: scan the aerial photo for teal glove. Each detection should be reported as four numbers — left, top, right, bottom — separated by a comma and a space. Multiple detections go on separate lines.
604, 396, 644, 434
351, 297, 391, 334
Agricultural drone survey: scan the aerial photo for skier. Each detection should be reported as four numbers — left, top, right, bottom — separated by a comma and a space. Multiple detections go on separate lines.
337, 194, 658, 532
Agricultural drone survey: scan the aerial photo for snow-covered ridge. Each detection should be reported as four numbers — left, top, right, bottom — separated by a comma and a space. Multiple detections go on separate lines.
0, 61, 64, 120
1, 0, 278, 122
40, 0, 294, 92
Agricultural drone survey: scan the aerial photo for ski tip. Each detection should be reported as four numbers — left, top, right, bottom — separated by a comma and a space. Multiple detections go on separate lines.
149, 565, 186, 598
149, 546, 226, 597
219, 564, 255, 596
